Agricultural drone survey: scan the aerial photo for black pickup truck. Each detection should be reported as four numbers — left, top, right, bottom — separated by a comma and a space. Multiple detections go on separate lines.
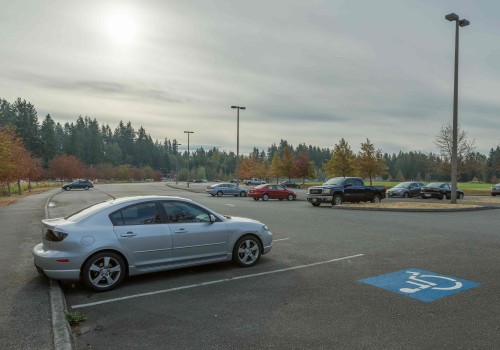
307, 177, 386, 206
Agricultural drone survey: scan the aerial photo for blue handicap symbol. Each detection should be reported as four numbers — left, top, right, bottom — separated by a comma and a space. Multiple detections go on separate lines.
359, 269, 480, 302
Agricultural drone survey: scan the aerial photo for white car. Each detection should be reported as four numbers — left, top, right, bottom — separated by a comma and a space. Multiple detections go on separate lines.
33, 196, 273, 291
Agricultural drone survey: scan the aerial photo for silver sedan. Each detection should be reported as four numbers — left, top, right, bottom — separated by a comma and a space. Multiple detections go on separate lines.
33, 196, 272, 291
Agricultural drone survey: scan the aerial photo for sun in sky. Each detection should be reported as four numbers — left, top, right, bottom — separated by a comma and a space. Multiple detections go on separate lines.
107, 11, 137, 44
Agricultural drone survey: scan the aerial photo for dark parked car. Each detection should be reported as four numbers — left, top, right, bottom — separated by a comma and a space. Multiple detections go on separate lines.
206, 183, 247, 197
387, 182, 425, 198
280, 180, 301, 189
307, 177, 386, 206
62, 179, 93, 191
420, 182, 464, 200
492, 184, 500, 196
248, 184, 296, 201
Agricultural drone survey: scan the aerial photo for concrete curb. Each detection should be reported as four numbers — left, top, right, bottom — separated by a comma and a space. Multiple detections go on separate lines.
331, 205, 499, 212
45, 191, 73, 350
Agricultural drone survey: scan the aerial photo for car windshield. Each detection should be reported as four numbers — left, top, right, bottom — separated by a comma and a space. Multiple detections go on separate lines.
323, 178, 345, 186
394, 183, 410, 188
65, 200, 113, 222
255, 184, 267, 189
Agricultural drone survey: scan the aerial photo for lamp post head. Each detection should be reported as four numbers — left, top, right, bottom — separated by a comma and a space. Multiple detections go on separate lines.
459, 19, 470, 27
184, 131, 194, 134
445, 13, 459, 21
231, 106, 246, 110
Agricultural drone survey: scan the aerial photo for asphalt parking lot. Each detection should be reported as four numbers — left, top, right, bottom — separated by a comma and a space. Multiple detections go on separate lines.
39, 182, 500, 350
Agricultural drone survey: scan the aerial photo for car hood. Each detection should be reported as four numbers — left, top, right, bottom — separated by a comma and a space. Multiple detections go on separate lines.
224, 216, 261, 225
388, 187, 406, 192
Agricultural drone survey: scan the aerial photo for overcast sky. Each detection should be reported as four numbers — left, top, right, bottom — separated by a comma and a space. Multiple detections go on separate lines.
1, 0, 499, 155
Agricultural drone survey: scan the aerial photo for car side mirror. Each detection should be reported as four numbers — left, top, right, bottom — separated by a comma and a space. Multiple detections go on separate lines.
209, 214, 216, 223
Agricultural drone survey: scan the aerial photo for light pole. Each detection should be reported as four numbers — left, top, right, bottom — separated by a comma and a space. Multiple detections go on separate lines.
184, 131, 194, 187
445, 13, 469, 204
231, 106, 246, 187
173, 141, 181, 185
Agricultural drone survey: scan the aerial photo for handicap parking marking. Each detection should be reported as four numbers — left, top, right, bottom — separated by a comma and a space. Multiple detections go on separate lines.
359, 269, 480, 302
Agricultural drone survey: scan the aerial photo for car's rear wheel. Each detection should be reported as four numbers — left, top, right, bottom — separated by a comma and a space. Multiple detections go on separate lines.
216, 191, 223, 197
232, 236, 262, 267
84, 186, 89, 190
371, 195, 381, 203
82, 251, 126, 292
333, 194, 343, 206
287, 194, 294, 201
262, 194, 269, 201
240, 191, 247, 197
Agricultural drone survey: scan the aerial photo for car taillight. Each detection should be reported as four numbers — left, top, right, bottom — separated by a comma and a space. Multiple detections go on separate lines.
44, 229, 68, 242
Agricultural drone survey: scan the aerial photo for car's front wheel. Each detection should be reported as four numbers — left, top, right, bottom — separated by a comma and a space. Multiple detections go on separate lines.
287, 194, 294, 201
216, 191, 223, 197
371, 195, 381, 203
64, 186, 71, 191
84, 186, 89, 190
332, 194, 343, 206
403, 192, 409, 198
262, 194, 270, 201
82, 251, 126, 292
232, 236, 262, 267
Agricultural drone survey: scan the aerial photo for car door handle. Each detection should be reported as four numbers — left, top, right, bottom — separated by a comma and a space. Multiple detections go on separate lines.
174, 228, 187, 233
121, 232, 137, 238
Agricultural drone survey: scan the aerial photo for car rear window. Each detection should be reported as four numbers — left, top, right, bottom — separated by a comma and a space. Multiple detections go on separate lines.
65, 200, 113, 222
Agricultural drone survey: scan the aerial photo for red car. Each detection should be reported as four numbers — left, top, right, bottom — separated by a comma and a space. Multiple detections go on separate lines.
248, 184, 297, 201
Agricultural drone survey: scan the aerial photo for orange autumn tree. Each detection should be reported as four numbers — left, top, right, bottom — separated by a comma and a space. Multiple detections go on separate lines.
48, 155, 84, 181
0, 126, 32, 195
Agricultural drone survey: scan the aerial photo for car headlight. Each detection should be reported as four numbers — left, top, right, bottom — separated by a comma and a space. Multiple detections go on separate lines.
322, 188, 331, 194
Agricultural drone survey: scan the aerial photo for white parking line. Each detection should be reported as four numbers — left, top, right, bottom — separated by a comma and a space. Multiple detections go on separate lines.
71, 253, 364, 309
274, 238, 290, 242
225, 204, 235, 206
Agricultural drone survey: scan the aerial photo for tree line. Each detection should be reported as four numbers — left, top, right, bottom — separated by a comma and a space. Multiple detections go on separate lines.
1, 96, 500, 193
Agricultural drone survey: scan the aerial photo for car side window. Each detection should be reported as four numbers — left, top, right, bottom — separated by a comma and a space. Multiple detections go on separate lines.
355, 179, 364, 187
161, 201, 211, 223
110, 202, 161, 226
345, 179, 354, 187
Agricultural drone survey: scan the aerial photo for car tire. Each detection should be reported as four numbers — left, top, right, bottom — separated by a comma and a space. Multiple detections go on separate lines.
312, 203, 321, 207
403, 192, 409, 198
439, 193, 445, 200
240, 191, 247, 197
232, 235, 262, 267
82, 251, 126, 292
253, 197, 259, 201
216, 191, 223, 197
371, 195, 381, 203
64, 186, 71, 191
262, 194, 269, 201
84, 186, 89, 190
287, 194, 294, 201
332, 194, 343, 206
458, 193, 464, 199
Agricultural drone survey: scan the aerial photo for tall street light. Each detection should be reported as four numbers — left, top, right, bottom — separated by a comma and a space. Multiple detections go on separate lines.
173, 141, 181, 185
231, 106, 246, 187
445, 13, 470, 204
184, 131, 194, 187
